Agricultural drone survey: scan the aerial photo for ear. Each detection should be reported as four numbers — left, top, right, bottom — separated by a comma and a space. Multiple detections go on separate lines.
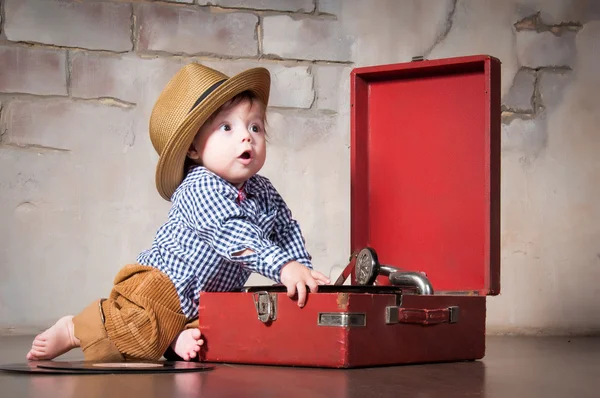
187, 142, 201, 160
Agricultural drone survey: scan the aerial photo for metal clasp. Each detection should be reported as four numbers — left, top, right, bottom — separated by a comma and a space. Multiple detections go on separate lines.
252, 291, 277, 323
449, 306, 460, 323
318, 312, 366, 328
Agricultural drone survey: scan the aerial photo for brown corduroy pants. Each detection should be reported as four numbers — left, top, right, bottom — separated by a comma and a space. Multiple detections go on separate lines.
72, 264, 190, 361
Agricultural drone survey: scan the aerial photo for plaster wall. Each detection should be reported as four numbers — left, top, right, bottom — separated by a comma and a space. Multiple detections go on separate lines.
1, 0, 599, 335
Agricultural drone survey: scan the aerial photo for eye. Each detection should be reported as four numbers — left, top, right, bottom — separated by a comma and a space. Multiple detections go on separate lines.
249, 124, 262, 133
219, 123, 231, 132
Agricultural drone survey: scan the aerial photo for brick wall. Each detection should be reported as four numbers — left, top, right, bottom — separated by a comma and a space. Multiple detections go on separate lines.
0, 0, 353, 333
1, 0, 600, 336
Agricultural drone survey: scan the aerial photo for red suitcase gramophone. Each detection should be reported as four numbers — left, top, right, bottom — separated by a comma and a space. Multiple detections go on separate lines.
197, 54, 501, 368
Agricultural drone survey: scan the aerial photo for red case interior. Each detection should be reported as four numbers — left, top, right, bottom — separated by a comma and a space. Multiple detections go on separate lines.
350, 55, 501, 295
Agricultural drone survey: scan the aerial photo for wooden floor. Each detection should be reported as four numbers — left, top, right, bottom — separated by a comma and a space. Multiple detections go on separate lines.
0, 335, 599, 397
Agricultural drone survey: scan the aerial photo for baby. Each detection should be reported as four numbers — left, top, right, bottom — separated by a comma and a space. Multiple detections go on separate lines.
27, 63, 330, 362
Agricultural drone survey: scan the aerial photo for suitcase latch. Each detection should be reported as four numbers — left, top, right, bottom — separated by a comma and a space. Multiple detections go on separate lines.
252, 291, 277, 323
318, 312, 367, 328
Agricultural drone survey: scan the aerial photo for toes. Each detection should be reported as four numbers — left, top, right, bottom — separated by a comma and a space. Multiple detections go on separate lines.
189, 351, 197, 359
191, 329, 201, 339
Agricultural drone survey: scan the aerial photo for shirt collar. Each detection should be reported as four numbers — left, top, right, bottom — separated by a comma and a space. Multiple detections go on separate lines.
188, 166, 265, 197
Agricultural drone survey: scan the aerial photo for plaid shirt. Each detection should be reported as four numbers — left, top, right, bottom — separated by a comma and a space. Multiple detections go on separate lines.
136, 166, 312, 318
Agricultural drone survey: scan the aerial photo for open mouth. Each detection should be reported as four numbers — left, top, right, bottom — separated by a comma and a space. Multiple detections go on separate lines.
239, 150, 252, 160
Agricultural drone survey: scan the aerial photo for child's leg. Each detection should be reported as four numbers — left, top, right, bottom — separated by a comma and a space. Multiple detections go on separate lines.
26, 264, 186, 362
101, 265, 187, 360
26, 315, 79, 360
26, 299, 124, 362
72, 299, 124, 361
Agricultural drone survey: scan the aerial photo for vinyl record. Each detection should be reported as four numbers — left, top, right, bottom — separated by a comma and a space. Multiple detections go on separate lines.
0, 362, 76, 374
0, 360, 214, 374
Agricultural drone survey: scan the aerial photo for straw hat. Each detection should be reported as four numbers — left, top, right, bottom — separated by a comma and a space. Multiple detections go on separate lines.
149, 63, 271, 201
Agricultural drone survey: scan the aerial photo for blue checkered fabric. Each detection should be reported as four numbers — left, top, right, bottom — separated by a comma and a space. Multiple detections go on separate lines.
137, 166, 312, 318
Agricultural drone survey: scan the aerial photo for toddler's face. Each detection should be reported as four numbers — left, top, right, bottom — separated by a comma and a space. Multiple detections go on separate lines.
188, 98, 267, 188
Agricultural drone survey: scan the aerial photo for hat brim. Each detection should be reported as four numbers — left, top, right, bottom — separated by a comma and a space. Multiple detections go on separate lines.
155, 67, 271, 201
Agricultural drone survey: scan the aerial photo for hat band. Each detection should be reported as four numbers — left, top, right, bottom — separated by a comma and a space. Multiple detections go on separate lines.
189, 79, 227, 113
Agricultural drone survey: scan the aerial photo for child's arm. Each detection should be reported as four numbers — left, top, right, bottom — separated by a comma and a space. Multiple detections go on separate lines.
279, 260, 329, 307
177, 178, 306, 284
235, 249, 329, 306
260, 178, 333, 305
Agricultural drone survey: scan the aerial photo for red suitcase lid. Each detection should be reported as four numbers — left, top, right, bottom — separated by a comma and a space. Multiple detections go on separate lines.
350, 55, 501, 296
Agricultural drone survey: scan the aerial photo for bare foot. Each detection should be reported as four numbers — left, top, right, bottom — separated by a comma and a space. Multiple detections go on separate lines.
26, 315, 80, 360
170, 329, 204, 361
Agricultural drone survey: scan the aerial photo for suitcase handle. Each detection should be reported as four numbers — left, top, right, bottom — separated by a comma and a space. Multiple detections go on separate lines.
386, 306, 460, 325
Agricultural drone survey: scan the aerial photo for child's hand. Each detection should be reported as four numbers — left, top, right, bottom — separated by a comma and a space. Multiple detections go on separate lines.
280, 261, 331, 307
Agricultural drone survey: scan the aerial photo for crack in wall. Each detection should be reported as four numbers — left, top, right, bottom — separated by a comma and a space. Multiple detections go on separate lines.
130, 3, 137, 52
0, 142, 71, 153
503, 66, 572, 115
84, 97, 136, 108
514, 12, 582, 36
502, 106, 535, 115
256, 13, 262, 56
502, 66, 536, 114
193, 2, 325, 18
424, 0, 457, 58
502, 111, 535, 125
0, 42, 352, 66
0, 102, 4, 143
514, 13, 539, 31
141, 48, 353, 65
268, 105, 337, 118
2, 31, 349, 66
0, 0, 6, 40
5, 40, 131, 55
307, 64, 317, 109
0, 93, 136, 108
532, 69, 543, 113
258, 54, 353, 65
66, 50, 72, 97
